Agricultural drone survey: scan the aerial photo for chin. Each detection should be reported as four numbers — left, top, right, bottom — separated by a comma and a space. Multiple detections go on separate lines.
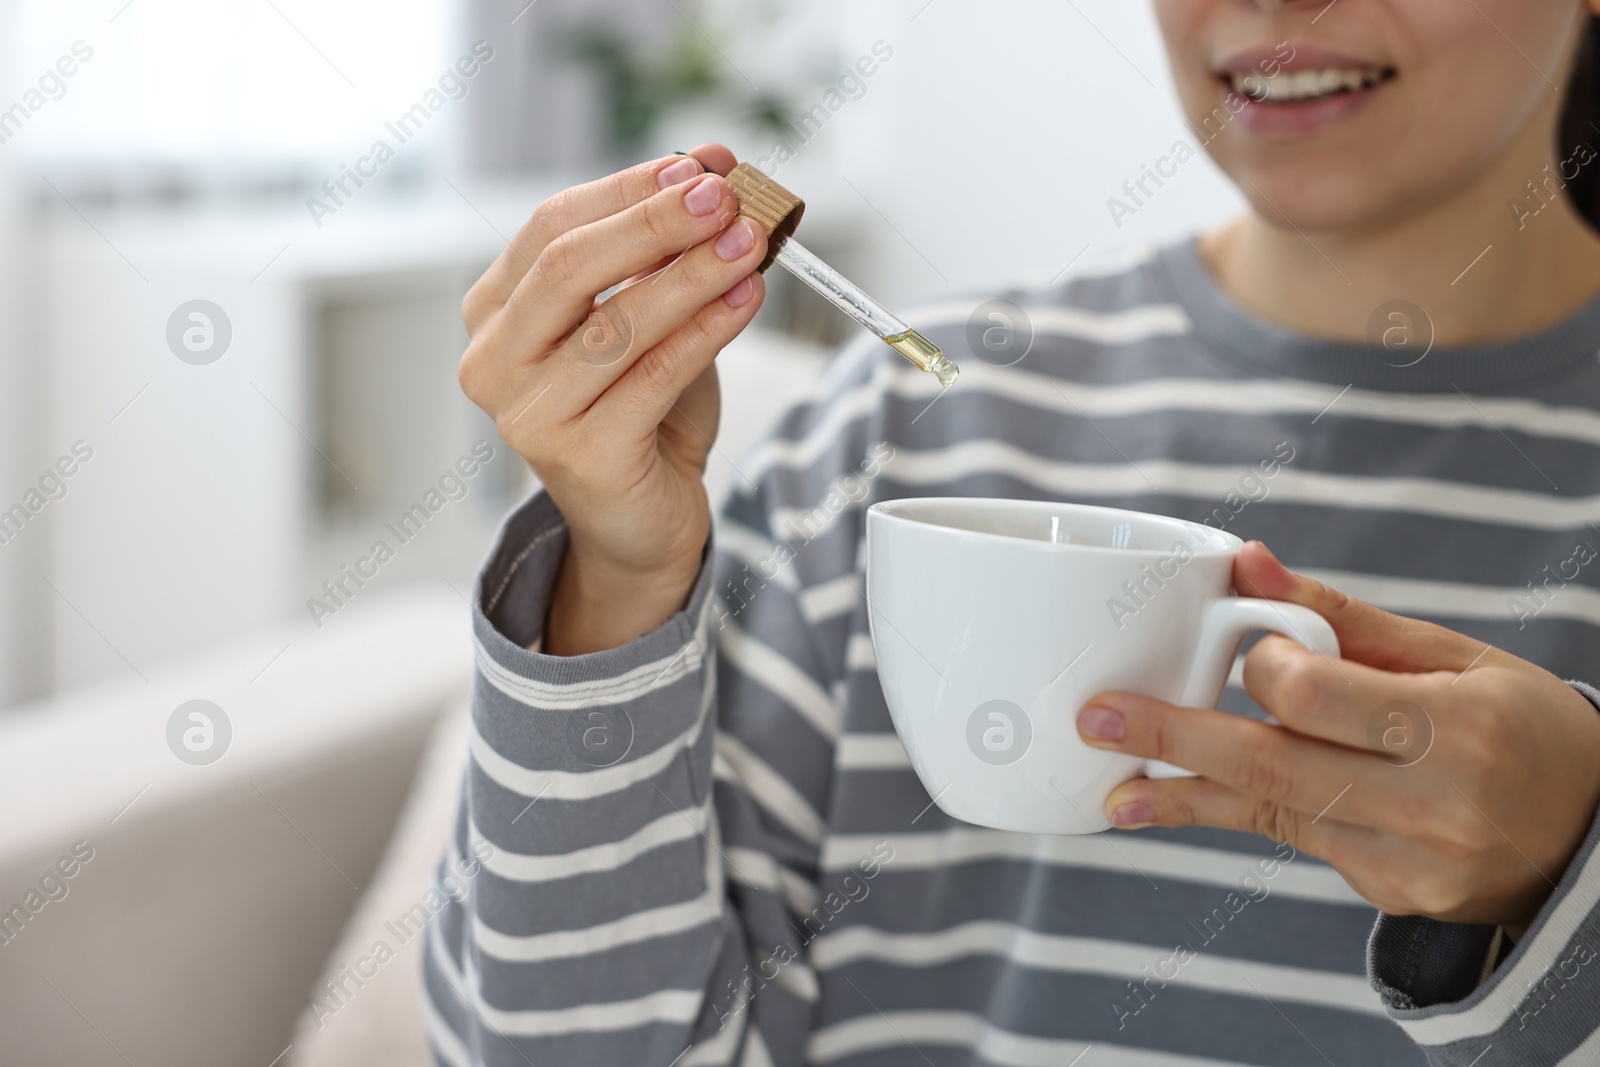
1221, 154, 1414, 232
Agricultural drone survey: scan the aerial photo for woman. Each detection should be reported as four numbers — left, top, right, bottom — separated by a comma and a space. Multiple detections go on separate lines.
426, 1, 1600, 1064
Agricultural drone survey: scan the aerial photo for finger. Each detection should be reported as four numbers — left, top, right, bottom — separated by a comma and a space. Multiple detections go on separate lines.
1236, 541, 1484, 673
1100, 774, 1382, 861
610, 143, 736, 292
500, 173, 746, 359
686, 142, 738, 176
1077, 691, 1428, 835
542, 217, 768, 412
594, 272, 766, 429
464, 153, 708, 331
619, 252, 679, 290
1242, 633, 1439, 752
1105, 776, 1458, 919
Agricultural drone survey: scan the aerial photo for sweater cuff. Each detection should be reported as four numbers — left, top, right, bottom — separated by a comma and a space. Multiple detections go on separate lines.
1569, 679, 1600, 714
1365, 680, 1600, 1063
469, 489, 716, 686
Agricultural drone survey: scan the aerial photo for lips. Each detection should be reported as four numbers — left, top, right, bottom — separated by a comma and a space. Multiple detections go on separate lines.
1213, 44, 1396, 136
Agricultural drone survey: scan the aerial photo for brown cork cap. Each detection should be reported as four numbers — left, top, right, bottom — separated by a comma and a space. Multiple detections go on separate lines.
726, 163, 804, 273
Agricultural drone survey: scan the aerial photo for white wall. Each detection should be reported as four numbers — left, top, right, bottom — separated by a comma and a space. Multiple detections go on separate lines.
0, 0, 51, 704
39, 213, 308, 690
35, 192, 532, 692
0, 169, 37, 704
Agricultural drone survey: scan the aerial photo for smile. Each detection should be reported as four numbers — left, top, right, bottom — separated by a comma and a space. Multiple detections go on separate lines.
1230, 66, 1395, 104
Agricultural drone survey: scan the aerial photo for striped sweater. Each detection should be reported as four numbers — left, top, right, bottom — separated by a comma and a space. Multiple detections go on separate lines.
422, 239, 1600, 1066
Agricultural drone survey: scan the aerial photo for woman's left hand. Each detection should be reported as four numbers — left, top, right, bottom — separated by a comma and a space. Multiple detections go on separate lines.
1077, 541, 1600, 930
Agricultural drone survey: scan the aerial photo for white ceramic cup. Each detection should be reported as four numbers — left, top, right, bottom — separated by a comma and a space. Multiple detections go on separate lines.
865, 497, 1339, 834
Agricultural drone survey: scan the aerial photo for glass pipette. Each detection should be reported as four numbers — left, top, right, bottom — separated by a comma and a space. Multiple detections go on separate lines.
724, 161, 959, 388
770, 237, 959, 387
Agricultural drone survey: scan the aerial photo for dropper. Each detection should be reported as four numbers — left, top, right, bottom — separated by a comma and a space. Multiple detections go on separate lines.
726, 163, 959, 388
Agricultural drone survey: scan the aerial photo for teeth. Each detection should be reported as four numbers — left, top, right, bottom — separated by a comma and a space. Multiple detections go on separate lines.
1231, 67, 1386, 102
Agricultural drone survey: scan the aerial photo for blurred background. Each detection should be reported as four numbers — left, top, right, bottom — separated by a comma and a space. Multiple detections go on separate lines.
0, 1, 1243, 1063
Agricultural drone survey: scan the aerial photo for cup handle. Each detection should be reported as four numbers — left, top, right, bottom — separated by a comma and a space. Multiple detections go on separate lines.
1144, 597, 1340, 780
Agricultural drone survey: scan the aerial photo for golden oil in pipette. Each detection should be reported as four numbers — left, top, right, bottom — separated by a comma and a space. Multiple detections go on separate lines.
885, 329, 959, 388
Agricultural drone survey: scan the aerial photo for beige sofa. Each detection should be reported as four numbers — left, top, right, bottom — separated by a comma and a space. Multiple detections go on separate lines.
0, 591, 469, 1067
285, 704, 469, 1067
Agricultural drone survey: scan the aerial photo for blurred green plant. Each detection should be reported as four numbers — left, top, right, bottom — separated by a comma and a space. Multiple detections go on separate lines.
558, 8, 796, 156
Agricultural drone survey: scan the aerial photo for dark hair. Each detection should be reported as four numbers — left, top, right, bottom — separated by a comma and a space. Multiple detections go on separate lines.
1559, 16, 1600, 230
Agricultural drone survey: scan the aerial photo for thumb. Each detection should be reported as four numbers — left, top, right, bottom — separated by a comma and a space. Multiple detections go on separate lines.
1233, 541, 1481, 672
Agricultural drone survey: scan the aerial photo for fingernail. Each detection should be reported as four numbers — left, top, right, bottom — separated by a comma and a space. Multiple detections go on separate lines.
716, 218, 757, 260
1249, 540, 1287, 570
1112, 802, 1156, 828
723, 275, 756, 308
1079, 705, 1125, 742
659, 157, 700, 189
684, 175, 723, 216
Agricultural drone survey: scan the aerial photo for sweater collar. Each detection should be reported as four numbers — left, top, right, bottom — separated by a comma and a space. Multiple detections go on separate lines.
1157, 237, 1600, 393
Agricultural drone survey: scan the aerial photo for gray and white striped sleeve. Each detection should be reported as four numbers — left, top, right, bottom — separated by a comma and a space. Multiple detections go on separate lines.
1369, 683, 1600, 1066
420, 351, 883, 1067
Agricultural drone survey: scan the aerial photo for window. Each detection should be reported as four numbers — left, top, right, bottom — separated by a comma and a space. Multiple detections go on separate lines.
8, 0, 454, 165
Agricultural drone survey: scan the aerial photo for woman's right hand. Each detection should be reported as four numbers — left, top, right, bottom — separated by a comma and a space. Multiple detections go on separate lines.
458, 145, 768, 654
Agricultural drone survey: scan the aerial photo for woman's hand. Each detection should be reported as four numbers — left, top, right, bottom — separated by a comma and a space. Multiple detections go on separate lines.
457, 145, 768, 654
1076, 542, 1600, 929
